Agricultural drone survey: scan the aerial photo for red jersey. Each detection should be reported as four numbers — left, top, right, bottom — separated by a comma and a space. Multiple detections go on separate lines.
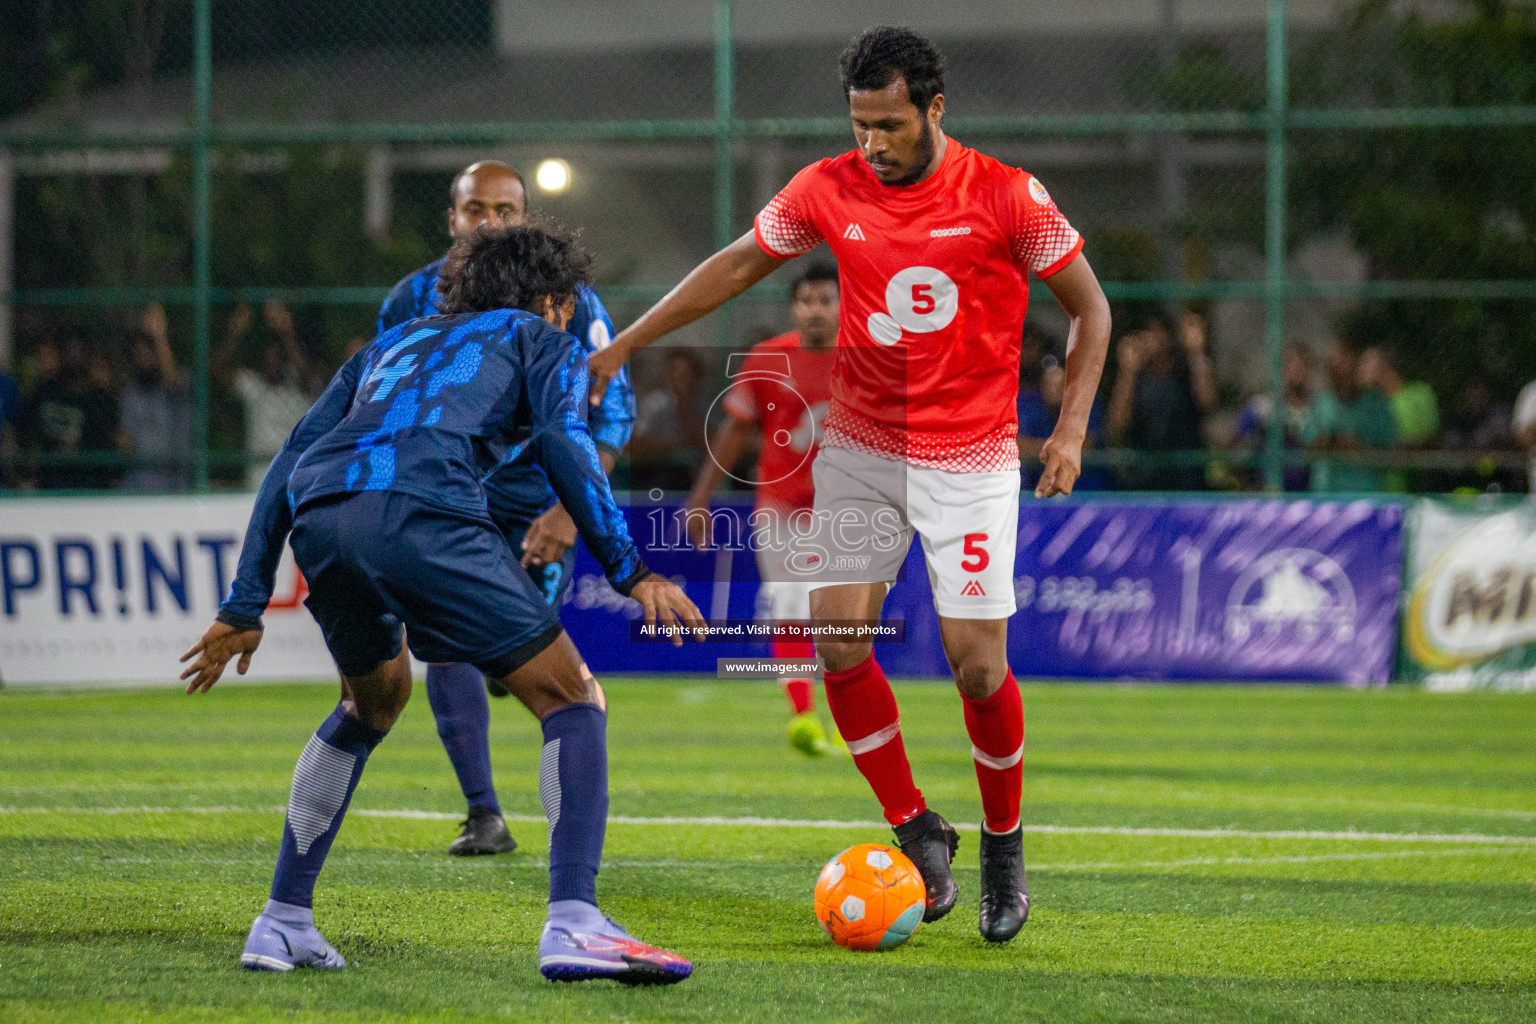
753, 139, 1082, 472
720, 331, 835, 512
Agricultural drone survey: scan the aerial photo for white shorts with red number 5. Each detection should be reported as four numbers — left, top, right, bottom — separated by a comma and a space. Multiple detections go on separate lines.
807, 445, 1020, 620
907, 461, 1020, 620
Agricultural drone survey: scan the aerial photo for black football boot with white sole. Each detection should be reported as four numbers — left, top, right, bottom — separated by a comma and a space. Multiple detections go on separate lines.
978, 824, 1030, 942
892, 809, 960, 923
449, 806, 518, 856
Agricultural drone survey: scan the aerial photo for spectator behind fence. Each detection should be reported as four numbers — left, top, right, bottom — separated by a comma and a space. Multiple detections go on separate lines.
1231, 343, 1313, 491
1445, 374, 1512, 451
218, 301, 316, 489
1358, 346, 1439, 446
21, 337, 122, 490
1106, 312, 1217, 490
1018, 325, 1108, 491
1302, 340, 1396, 493
1513, 377, 1536, 494
629, 348, 710, 491
120, 304, 191, 492
0, 359, 20, 487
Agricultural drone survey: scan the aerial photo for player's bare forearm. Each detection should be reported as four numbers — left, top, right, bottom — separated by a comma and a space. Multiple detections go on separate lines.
592, 233, 783, 404
1045, 255, 1112, 444
683, 418, 753, 548
687, 418, 751, 504
614, 233, 782, 355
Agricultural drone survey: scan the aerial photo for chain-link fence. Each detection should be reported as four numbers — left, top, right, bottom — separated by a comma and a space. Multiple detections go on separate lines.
2, 0, 1534, 494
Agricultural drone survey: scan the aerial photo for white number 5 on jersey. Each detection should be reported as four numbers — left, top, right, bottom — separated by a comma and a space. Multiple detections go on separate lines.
866, 266, 959, 346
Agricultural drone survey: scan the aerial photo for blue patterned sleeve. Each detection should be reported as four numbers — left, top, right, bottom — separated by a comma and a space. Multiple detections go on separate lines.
573, 285, 635, 457
218, 350, 369, 628
518, 319, 649, 595
377, 278, 411, 335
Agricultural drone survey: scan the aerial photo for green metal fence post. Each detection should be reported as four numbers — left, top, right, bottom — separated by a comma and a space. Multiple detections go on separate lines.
714, 0, 735, 350
1263, 0, 1288, 491
191, 0, 213, 490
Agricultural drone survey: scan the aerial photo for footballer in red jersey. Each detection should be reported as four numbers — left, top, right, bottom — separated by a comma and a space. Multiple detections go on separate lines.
682, 263, 839, 756
589, 27, 1112, 944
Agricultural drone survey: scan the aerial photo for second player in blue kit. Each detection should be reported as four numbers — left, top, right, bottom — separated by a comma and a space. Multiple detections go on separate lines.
181, 223, 701, 984
379, 160, 636, 856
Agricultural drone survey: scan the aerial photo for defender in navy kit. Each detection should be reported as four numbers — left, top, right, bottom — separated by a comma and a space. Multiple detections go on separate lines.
181, 224, 700, 985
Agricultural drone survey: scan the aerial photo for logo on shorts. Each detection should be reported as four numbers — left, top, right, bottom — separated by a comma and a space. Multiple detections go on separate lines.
961, 580, 987, 597
843, 222, 866, 241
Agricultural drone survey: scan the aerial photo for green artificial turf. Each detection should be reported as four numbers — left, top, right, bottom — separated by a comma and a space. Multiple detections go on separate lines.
2, 679, 1533, 1022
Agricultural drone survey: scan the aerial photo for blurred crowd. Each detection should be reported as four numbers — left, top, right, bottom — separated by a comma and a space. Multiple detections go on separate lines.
0, 301, 341, 492
3, 305, 1535, 497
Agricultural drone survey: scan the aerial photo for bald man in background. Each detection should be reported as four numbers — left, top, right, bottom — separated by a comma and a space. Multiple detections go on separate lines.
378, 160, 635, 857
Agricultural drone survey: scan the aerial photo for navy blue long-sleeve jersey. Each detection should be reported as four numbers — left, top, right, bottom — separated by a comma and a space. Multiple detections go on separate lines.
221, 308, 647, 626
380, 259, 634, 526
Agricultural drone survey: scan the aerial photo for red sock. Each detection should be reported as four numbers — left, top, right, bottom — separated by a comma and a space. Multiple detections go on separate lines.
822, 654, 925, 825
962, 671, 1024, 834
773, 637, 817, 714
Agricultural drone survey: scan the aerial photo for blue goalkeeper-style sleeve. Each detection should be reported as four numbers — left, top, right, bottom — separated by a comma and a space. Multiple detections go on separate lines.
569, 283, 634, 457
377, 259, 444, 335
510, 320, 647, 593
218, 350, 369, 628
480, 284, 634, 528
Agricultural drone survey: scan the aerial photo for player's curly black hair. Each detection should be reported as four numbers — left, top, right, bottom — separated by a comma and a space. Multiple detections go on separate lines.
435, 222, 592, 318
838, 26, 945, 113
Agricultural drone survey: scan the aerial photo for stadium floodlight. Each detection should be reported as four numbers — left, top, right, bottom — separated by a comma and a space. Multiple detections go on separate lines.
536, 158, 571, 193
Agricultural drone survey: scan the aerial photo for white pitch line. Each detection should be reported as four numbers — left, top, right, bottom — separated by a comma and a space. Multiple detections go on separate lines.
2, 805, 1535, 845
1028, 846, 1530, 872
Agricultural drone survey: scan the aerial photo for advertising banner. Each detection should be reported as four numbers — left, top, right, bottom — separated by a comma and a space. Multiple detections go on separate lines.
1, 495, 332, 685
568, 497, 1405, 685
1402, 499, 1536, 691
3, 494, 1404, 687
998, 499, 1403, 684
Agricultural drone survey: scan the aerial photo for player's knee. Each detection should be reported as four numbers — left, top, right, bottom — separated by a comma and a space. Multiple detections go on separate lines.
817, 639, 872, 674
950, 654, 1007, 701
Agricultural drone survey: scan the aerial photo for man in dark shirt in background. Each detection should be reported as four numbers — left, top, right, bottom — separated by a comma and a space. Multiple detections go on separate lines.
1106, 313, 1217, 491
23, 337, 121, 490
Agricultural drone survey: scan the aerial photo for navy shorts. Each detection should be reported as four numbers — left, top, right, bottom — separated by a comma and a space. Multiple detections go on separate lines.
498, 519, 577, 609
289, 492, 562, 677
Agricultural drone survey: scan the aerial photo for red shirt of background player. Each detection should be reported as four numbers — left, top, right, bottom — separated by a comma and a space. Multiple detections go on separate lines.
754, 139, 1082, 473
719, 331, 835, 514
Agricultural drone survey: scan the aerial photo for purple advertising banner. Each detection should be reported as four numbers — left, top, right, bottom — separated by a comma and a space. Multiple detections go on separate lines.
998, 499, 1403, 683
560, 497, 1403, 684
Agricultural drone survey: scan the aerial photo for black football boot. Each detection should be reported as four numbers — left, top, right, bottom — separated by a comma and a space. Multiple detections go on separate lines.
449, 806, 518, 856
978, 824, 1029, 942
892, 809, 960, 922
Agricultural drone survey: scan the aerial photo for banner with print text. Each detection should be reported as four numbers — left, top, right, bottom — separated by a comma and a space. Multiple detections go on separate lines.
1, 495, 331, 686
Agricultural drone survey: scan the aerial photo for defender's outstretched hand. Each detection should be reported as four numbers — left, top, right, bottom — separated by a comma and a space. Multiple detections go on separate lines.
180, 621, 263, 694
1035, 433, 1083, 498
630, 573, 707, 646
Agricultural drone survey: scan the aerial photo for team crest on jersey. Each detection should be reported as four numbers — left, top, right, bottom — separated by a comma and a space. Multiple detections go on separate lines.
1027, 176, 1051, 205
843, 222, 866, 241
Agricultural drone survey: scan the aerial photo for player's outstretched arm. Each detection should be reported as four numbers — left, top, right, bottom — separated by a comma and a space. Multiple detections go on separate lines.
589, 231, 785, 405
180, 620, 263, 694
221, 349, 369, 626
682, 417, 754, 549
1037, 254, 1112, 499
